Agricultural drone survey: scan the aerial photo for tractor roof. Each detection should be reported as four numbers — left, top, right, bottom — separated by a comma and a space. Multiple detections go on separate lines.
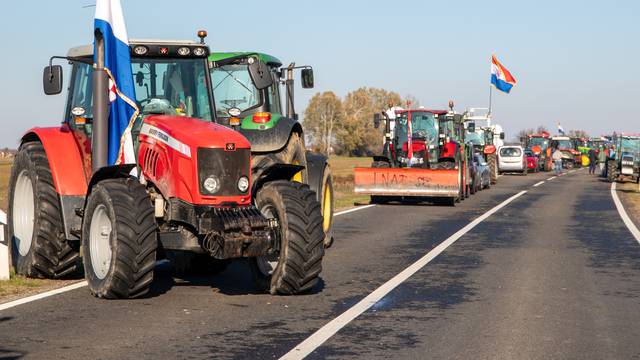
67, 39, 201, 57
209, 52, 283, 67
396, 109, 448, 115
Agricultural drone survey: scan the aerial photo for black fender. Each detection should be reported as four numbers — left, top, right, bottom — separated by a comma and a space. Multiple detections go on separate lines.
252, 163, 305, 199
86, 164, 138, 195
305, 151, 334, 248
239, 117, 303, 153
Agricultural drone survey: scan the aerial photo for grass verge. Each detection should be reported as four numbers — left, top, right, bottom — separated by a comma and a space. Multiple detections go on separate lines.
328, 156, 372, 210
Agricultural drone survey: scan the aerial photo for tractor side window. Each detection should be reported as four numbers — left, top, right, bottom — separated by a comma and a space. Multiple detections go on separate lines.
67, 62, 94, 126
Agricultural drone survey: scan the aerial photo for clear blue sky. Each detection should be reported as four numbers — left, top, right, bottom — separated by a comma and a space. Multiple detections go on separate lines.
0, 0, 638, 147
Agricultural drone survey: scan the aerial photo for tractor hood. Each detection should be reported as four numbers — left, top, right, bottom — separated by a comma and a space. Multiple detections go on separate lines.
142, 115, 251, 152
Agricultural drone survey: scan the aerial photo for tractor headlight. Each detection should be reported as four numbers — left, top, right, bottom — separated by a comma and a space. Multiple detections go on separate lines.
203, 175, 221, 194
237, 176, 249, 193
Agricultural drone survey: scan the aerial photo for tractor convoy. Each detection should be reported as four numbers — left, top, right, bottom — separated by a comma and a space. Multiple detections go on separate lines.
8, 33, 328, 299
355, 103, 480, 205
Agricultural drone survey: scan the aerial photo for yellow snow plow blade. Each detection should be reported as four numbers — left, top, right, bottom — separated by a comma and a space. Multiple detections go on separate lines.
353, 167, 459, 197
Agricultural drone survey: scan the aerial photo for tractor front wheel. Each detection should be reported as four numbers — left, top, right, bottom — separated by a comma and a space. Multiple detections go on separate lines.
82, 178, 157, 299
8, 141, 80, 279
251, 181, 324, 295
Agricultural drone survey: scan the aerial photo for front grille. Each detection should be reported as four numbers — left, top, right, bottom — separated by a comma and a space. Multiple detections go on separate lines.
197, 148, 250, 196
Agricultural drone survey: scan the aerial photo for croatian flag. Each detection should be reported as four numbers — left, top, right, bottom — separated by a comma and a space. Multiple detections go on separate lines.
558, 123, 565, 135
491, 54, 517, 94
94, 0, 138, 166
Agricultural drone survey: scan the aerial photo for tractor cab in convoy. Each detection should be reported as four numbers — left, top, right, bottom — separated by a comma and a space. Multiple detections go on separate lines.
463, 108, 505, 184
550, 136, 581, 168
208, 52, 335, 248
606, 135, 640, 183
8, 33, 325, 299
354, 104, 470, 205
524, 132, 552, 171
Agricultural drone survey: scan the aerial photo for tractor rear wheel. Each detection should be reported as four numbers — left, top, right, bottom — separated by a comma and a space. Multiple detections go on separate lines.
8, 141, 80, 279
607, 160, 617, 182
487, 153, 498, 184
82, 178, 157, 299
319, 165, 334, 248
251, 181, 324, 295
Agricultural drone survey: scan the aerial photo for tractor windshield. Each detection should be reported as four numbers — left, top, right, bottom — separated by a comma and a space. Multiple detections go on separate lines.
395, 112, 438, 146
528, 137, 549, 150
620, 138, 640, 155
211, 64, 279, 117
67, 58, 213, 123
556, 139, 573, 149
465, 131, 484, 146
132, 58, 212, 120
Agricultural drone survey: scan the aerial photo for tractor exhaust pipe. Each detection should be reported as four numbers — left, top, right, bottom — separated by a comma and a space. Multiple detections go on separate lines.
285, 63, 296, 120
92, 29, 109, 172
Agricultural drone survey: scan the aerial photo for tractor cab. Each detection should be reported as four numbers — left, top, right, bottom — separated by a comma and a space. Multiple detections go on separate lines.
60, 39, 215, 176
209, 52, 313, 127
392, 109, 443, 167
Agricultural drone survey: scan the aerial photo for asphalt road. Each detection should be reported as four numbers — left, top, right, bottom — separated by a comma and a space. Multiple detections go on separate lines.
2, 169, 640, 359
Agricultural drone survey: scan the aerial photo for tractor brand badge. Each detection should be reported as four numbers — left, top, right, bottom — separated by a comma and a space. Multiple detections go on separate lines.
159, 47, 169, 54
225, 143, 236, 152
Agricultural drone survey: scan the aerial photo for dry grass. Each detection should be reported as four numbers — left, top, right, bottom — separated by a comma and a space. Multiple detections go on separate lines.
616, 181, 640, 225
0, 160, 11, 212
329, 156, 372, 209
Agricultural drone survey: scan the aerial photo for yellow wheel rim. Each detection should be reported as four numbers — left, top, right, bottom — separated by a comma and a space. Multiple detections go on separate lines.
322, 182, 332, 232
291, 160, 303, 183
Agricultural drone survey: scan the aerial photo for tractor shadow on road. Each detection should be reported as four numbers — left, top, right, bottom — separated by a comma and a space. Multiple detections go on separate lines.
148, 260, 325, 297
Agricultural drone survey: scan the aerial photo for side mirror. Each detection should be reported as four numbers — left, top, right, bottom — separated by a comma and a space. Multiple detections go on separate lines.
467, 122, 476, 133
301, 68, 314, 89
43, 65, 63, 95
500, 132, 505, 140
248, 59, 273, 90
374, 113, 381, 129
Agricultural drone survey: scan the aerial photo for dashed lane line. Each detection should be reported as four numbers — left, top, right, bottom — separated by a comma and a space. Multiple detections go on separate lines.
279, 190, 529, 360
533, 181, 545, 187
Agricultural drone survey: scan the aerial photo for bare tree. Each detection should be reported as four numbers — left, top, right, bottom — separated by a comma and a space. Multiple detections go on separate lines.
303, 92, 343, 155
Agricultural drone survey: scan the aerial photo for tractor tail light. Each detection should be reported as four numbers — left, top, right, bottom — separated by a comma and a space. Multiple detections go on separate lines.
252, 112, 271, 124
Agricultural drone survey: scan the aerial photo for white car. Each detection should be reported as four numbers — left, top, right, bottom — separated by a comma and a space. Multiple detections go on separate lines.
498, 145, 527, 174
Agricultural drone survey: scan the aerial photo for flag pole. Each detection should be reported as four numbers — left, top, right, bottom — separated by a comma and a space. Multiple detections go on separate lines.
488, 84, 493, 115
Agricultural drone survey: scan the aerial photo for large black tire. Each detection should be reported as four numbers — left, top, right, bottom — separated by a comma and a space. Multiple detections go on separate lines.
607, 160, 617, 182
487, 153, 498, 184
8, 141, 80, 279
82, 178, 157, 299
250, 181, 324, 295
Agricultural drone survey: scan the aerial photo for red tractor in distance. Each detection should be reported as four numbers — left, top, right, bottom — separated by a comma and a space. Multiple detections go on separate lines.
7, 32, 325, 299
524, 132, 552, 171
354, 105, 469, 205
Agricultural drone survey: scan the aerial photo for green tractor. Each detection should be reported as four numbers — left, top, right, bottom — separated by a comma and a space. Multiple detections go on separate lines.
209, 52, 334, 247
606, 135, 640, 183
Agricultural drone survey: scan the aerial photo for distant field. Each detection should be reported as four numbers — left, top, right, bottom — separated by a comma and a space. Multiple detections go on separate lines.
328, 155, 372, 210
0, 160, 11, 212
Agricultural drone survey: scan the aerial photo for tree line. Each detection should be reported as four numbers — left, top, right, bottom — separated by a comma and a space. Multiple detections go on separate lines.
304, 88, 415, 156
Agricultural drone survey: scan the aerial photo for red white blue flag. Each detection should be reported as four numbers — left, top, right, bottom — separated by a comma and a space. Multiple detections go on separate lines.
94, 0, 139, 166
491, 55, 517, 94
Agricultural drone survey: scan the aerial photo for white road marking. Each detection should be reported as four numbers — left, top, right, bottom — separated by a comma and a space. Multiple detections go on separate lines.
0, 281, 88, 311
280, 190, 528, 360
610, 183, 640, 244
548, 176, 557, 180
334, 204, 376, 217
533, 181, 545, 187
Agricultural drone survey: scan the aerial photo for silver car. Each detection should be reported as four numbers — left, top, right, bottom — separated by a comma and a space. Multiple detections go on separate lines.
498, 145, 527, 174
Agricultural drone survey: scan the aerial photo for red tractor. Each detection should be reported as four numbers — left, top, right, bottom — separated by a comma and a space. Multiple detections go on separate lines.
354, 105, 470, 205
7, 32, 325, 299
